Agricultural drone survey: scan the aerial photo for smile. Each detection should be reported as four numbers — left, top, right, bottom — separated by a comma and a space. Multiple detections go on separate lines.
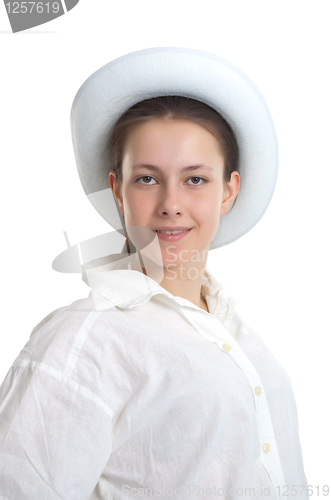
153, 229, 190, 235
152, 228, 192, 242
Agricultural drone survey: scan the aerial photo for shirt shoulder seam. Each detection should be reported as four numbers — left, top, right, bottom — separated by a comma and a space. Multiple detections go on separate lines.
12, 357, 114, 418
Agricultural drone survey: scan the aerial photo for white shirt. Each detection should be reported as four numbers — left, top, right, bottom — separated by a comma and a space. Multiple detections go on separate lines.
0, 252, 308, 500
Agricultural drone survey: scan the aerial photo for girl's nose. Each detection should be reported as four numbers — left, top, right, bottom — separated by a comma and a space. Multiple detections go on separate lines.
157, 184, 183, 217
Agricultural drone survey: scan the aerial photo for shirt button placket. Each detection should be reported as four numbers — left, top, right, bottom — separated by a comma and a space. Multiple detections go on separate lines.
254, 386, 262, 396
262, 443, 271, 454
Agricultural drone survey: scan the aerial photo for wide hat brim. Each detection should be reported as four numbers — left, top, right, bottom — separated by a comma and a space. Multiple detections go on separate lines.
71, 47, 278, 249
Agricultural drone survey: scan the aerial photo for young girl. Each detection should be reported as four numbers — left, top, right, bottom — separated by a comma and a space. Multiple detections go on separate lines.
0, 47, 308, 500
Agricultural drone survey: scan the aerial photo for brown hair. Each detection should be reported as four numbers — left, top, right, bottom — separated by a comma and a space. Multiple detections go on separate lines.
106, 95, 240, 253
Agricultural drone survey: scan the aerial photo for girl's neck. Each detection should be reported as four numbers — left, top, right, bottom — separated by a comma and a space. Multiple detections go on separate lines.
159, 271, 208, 311
133, 253, 209, 312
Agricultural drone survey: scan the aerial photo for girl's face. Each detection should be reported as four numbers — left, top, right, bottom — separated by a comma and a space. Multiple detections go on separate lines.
109, 118, 240, 268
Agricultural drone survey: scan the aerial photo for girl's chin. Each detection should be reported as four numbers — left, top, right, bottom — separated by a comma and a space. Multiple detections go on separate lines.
136, 245, 210, 268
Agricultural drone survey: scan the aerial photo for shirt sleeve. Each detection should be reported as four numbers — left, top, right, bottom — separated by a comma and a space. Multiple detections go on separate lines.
0, 357, 114, 500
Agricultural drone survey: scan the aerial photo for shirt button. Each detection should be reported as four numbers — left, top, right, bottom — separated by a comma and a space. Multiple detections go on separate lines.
222, 343, 232, 352
254, 386, 262, 396
262, 443, 271, 454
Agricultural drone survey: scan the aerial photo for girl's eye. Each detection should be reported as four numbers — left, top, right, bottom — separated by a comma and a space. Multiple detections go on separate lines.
136, 176, 207, 186
136, 176, 157, 185
186, 177, 206, 186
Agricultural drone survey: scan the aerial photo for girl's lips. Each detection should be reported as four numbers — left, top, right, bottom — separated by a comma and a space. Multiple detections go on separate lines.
154, 228, 192, 242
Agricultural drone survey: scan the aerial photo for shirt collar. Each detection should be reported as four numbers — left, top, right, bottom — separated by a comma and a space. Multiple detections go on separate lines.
81, 252, 237, 327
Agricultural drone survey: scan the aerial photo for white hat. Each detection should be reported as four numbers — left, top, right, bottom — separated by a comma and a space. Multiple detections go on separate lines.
71, 47, 278, 249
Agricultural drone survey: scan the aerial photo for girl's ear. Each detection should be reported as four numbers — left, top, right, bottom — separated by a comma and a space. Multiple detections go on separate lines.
109, 171, 124, 215
220, 171, 240, 216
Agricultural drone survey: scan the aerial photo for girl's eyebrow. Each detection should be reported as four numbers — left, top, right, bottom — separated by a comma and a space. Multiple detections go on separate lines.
131, 164, 214, 172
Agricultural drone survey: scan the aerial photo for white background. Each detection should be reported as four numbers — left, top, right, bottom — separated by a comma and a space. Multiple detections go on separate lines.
0, 0, 330, 489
